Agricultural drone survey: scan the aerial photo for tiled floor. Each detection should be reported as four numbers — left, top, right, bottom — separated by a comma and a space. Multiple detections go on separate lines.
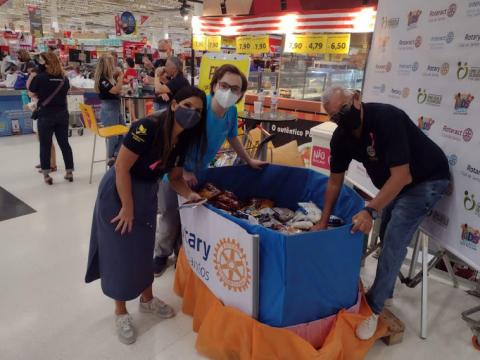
0, 133, 478, 360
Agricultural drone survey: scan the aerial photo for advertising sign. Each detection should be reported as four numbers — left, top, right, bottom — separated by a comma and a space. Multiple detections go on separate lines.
180, 202, 259, 317
358, 0, 480, 269
27, 5, 43, 38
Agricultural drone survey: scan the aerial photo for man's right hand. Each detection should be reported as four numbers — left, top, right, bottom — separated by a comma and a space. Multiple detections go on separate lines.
310, 221, 328, 232
183, 170, 198, 187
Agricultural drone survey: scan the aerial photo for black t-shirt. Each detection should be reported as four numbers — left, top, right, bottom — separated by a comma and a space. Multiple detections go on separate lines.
330, 103, 450, 190
29, 72, 70, 114
122, 117, 186, 182
98, 76, 119, 100
154, 59, 167, 69
154, 73, 189, 104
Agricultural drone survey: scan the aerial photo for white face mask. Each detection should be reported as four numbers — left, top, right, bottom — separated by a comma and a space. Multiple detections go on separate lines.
158, 51, 167, 59
214, 88, 240, 109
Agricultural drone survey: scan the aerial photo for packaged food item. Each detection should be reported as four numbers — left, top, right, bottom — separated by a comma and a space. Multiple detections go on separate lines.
272, 208, 295, 223
328, 215, 345, 228
298, 202, 322, 223
198, 183, 222, 200
290, 220, 314, 230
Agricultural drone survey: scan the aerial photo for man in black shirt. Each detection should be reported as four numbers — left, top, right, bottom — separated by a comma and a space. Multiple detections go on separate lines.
153, 57, 189, 112
312, 86, 450, 340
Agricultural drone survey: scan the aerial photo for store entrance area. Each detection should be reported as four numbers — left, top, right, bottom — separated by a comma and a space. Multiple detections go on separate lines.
0, 133, 477, 360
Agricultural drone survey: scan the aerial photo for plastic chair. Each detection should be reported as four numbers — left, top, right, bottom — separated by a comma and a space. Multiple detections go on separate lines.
79, 103, 129, 184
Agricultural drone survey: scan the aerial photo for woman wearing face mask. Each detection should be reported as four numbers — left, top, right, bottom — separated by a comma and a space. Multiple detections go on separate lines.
94, 54, 125, 167
152, 64, 265, 276
153, 56, 189, 112
85, 86, 207, 345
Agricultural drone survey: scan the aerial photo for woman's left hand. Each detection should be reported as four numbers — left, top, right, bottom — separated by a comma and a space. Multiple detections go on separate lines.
187, 192, 203, 202
111, 206, 134, 235
248, 158, 268, 170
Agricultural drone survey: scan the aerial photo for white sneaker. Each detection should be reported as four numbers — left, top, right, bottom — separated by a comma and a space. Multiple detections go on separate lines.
115, 314, 136, 345
139, 297, 176, 318
356, 314, 379, 340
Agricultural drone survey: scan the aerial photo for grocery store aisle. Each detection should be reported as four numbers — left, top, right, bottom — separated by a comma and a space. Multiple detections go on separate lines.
0, 133, 478, 360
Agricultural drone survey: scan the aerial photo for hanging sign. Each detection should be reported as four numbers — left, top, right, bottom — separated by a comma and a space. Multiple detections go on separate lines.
207, 35, 222, 52
236, 35, 270, 54
284, 34, 327, 54
325, 34, 351, 55
222, 37, 236, 48
27, 5, 43, 38
120, 11, 136, 35
192, 34, 207, 51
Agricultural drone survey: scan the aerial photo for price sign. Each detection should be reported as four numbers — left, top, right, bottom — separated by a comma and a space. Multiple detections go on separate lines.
236, 35, 270, 54
326, 34, 351, 55
222, 37, 236, 48
284, 34, 327, 54
193, 35, 206, 51
207, 35, 221, 52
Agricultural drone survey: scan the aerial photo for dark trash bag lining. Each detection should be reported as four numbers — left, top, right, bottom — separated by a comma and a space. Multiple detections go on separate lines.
195, 164, 365, 327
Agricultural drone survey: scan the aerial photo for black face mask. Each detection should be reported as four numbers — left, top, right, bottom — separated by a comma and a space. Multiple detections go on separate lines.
175, 106, 201, 129
37, 63, 46, 72
331, 104, 362, 132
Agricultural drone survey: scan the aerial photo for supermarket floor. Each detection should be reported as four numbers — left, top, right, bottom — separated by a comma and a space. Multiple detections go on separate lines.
1, 132, 478, 360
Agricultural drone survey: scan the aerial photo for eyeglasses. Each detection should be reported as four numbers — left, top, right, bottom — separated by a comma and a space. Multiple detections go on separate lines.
217, 81, 242, 95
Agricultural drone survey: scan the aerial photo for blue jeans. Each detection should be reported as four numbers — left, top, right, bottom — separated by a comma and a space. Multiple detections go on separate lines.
366, 179, 450, 314
100, 100, 124, 158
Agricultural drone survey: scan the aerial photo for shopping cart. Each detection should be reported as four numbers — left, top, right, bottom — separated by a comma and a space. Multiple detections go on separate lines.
67, 92, 85, 137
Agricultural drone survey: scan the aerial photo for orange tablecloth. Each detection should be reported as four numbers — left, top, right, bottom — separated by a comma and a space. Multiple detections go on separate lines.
174, 247, 388, 359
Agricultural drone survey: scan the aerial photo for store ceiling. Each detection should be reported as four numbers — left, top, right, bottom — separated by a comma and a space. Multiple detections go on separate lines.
0, 0, 197, 35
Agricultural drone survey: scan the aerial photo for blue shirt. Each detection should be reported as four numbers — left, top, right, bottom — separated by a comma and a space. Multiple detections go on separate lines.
184, 94, 238, 172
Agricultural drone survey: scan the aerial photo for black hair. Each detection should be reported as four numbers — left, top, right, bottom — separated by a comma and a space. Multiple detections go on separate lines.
149, 86, 208, 169
126, 57, 135, 68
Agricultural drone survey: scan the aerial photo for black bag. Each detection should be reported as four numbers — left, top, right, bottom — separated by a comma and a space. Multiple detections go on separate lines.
31, 77, 66, 120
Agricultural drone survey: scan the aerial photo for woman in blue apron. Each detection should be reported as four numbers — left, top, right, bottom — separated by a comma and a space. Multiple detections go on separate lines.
85, 86, 207, 345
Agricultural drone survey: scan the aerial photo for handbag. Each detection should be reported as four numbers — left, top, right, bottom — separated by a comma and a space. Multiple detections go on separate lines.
31, 77, 66, 120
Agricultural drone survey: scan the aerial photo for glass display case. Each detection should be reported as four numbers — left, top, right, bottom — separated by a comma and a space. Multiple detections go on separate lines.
247, 71, 279, 94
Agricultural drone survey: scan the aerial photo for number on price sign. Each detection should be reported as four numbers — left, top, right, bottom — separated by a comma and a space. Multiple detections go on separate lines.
284, 34, 327, 54
193, 35, 206, 51
207, 36, 221, 52
236, 35, 270, 54
326, 34, 350, 55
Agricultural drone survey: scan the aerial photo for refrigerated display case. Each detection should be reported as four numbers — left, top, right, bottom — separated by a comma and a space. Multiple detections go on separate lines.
248, 71, 279, 94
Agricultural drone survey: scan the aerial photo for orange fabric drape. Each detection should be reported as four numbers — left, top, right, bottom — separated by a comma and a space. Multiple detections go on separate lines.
174, 248, 388, 360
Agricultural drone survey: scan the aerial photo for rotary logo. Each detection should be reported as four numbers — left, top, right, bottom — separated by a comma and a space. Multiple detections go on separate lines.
448, 3, 457, 17
415, 35, 423, 48
463, 128, 474, 142
448, 154, 458, 166
213, 238, 251, 292
440, 62, 450, 75
402, 87, 410, 98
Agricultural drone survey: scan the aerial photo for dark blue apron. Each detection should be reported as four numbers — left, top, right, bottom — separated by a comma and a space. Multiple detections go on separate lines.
85, 168, 159, 301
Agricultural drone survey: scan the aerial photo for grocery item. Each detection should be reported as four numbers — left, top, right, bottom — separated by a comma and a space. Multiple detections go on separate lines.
198, 183, 222, 200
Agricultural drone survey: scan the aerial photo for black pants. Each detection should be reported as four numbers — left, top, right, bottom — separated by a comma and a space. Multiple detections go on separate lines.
38, 110, 74, 172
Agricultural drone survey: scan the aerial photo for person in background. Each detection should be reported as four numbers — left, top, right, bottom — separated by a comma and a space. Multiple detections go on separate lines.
17, 50, 36, 73
311, 86, 450, 340
85, 86, 208, 345
153, 64, 266, 275
28, 52, 74, 185
94, 54, 125, 166
153, 56, 189, 112
0, 61, 19, 88
154, 39, 173, 68
111, 51, 123, 70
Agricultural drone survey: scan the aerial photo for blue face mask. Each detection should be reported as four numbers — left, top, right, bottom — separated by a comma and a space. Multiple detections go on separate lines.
175, 106, 201, 129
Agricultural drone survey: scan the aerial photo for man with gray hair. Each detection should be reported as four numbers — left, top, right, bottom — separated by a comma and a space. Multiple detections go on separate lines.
153, 56, 189, 112
312, 86, 450, 340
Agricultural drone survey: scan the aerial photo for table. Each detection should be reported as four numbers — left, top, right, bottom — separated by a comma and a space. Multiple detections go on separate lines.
238, 111, 297, 160
120, 93, 156, 121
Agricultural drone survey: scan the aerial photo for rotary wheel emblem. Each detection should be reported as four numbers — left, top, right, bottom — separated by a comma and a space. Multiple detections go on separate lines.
213, 238, 251, 292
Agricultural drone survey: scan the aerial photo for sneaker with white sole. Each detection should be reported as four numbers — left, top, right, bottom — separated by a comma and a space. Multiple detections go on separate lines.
356, 313, 379, 340
139, 297, 175, 318
115, 314, 136, 345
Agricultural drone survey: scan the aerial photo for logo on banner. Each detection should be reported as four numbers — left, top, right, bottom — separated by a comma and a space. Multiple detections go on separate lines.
376, 36, 390, 52
429, 3, 457, 22
423, 63, 450, 77
467, 1, 480, 17
381, 16, 400, 29
457, 62, 480, 80
407, 10, 422, 29
429, 32, 455, 48
448, 154, 458, 167
462, 164, 480, 183
461, 224, 480, 250
459, 33, 480, 48
398, 36, 422, 50
375, 61, 392, 73
417, 89, 442, 106
398, 61, 419, 75
417, 116, 435, 132
213, 238, 251, 292
442, 125, 474, 142
389, 88, 402, 99
311, 146, 331, 170
454, 92, 475, 114
464, 190, 480, 217
427, 209, 450, 227
371, 83, 386, 95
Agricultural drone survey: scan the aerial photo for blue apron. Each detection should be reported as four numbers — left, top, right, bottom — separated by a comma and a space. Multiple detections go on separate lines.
85, 168, 159, 301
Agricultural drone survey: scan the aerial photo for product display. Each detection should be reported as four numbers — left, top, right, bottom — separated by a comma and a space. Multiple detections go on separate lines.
197, 182, 344, 234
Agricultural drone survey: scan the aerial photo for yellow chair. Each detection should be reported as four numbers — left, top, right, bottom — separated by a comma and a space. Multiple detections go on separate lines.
79, 103, 129, 184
